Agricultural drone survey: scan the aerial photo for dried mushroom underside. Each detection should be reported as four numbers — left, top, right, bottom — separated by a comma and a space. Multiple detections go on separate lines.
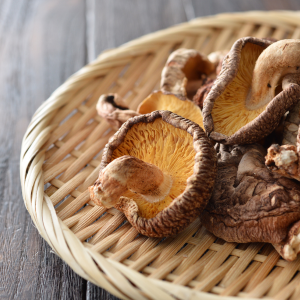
203, 38, 300, 145
89, 110, 217, 237
96, 48, 225, 131
200, 144, 300, 261
96, 91, 204, 130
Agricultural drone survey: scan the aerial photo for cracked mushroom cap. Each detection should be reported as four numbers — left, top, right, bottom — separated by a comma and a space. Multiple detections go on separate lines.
203, 38, 300, 145
89, 110, 217, 237
200, 143, 300, 261
160, 48, 217, 100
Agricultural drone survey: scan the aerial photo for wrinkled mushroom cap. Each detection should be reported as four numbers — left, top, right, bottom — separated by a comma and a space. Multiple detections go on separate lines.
203, 37, 300, 145
201, 143, 300, 260
89, 110, 217, 237
160, 48, 216, 100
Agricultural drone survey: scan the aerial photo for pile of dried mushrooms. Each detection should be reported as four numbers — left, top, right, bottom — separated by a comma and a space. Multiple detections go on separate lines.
90, 37, 300, 261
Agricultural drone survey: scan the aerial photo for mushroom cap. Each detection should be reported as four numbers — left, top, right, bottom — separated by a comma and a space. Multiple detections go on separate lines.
90, 110, 217, 237
203, 37, 300, 145
200, 143, 300, 260
160, 48, 216, 100
138, 91, 204, 129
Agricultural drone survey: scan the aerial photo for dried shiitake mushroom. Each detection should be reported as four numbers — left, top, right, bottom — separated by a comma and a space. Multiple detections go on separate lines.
193, 78, 215, 110
89, 110, 217, 237
96, 93, 139, 130
265, 75, 300, 180
97, 91, 204, 130
96, 48, 221, 130
266, 143, 300, 181
200, 143, 300, 261
160, 48, 221, 100
203, 38, 300, 144
192, 50, 228, 110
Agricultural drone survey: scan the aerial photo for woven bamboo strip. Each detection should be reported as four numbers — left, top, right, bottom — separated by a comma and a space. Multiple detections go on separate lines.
71, 205, 107, 233
244, 247, 280, 292
267, 255, 300, 297
75, 214, 111, 241
151, 220, 200, 268
273, 272, 300, 300
173, 251, 215, 285
247, 268, 283, 298
173, 229, 216, 275
44, 124, 97, 171
91, 224, 132, 254
109, 227, 139, 253
63, 206, 93, 228
88, 210, 125, 244
197, 242, 238, 281
220, 243, 263, 288
110, 237, 147, 262
221, 263, 260, 296
130, 238, 161, 261
195, 256, 238, 292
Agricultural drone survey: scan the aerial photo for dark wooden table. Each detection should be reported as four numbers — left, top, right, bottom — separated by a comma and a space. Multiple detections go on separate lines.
1, 1, 300, 299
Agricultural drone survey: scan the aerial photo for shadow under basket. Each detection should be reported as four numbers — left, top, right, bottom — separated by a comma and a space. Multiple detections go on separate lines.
20, 11, 300, 300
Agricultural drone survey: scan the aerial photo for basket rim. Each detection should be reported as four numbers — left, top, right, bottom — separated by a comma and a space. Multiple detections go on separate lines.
20, 10, 300, 300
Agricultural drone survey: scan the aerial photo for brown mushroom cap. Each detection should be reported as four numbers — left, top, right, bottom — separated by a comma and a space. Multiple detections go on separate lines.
160, 48, 216, 100
89, 110, 217, 237
203, 38, 300, 145
200, 143, 300, 260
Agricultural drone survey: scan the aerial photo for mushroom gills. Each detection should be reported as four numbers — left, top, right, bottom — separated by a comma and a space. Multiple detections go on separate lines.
110, 118, 196, 219
212, 43, 266, 136
138, 92, 204, 129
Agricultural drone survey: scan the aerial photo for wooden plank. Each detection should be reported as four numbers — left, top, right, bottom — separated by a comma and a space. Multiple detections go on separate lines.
0, 0, 86, 299
91, 0, 188, 59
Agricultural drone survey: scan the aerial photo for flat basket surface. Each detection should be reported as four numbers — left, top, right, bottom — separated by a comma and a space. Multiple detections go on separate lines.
20, 11, 300, 300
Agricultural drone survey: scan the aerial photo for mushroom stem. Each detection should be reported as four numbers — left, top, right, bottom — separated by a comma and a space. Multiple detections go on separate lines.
246, 40, 300, 110
94, 155, 173, 208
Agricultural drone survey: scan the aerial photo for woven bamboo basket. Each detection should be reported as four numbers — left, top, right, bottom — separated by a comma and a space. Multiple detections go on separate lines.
20, 11, 300, 299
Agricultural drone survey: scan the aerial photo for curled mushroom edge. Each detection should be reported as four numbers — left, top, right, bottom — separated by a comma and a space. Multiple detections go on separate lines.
203, 38, 300, 145
89, 110, 217, 238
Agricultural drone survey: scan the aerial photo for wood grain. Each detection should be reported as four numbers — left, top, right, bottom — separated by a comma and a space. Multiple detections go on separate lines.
0, 0, 86, 299
1, 1, 300, 300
